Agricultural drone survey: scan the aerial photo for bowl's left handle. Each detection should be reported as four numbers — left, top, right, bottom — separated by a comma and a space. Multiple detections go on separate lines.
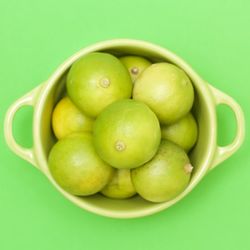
209, 84, 245, 170
4, 85, 43, 169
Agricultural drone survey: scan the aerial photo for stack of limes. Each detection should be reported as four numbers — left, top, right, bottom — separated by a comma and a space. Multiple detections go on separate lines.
49, 52, 198, 203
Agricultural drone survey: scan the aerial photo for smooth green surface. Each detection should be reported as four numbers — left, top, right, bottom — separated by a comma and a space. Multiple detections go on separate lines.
0, 1, 249, 250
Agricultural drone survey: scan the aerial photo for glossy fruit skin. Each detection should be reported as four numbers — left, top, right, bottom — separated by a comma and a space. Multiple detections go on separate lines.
131, 140, 192, 202
161, 113, 198, 152
52, 97, 94, 139
133, 63, 194, 124
66, 52, 133, 118
119, 56, 151, 83
93, 99, 161, 169
101, 169, 136, 199
48, 133, 114, 196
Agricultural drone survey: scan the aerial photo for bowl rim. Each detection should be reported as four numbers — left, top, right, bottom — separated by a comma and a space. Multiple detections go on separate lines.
33, 39, 217, 218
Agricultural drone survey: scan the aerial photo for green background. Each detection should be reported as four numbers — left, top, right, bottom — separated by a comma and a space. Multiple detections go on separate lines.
1, 0, 250, 249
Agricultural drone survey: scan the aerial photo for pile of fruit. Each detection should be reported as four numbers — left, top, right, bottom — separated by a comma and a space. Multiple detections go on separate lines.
49, 52, 198, 203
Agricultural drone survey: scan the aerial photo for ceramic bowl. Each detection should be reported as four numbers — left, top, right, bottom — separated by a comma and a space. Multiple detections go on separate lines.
4, 39, 245, 218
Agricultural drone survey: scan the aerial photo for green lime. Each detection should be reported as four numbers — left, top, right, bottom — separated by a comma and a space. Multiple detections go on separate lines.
133, 62, 194, 124
119, 56, 151, 83
131, 140, 193, 202
67, 52, 133, 117
93, 99, 161, 169
52, 97, 94, 139
101, 169, 136, 199
48, 133, 114, 196
161, 113, 198, 152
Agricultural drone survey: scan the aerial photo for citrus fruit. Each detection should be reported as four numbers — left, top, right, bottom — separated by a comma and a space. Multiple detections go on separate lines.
131, 140, 193, 202
52, 97, 94, 139
119, 56, 151, 82
101, 169, 136, 199
133, 62, 194, 124
161, 113, 198, 152
93, 99, 161, 169
48, 133, 114, 196
67, 52, 133, 117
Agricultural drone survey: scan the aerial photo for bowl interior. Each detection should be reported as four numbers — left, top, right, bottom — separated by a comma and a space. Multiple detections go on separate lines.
36, 41, 214, 218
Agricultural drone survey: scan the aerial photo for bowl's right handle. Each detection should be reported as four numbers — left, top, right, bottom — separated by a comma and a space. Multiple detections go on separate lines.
208, 84, 245, 170
4, 84, 43, 169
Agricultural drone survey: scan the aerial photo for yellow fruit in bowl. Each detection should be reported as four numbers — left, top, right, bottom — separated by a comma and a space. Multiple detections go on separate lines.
52, 97, 94, 139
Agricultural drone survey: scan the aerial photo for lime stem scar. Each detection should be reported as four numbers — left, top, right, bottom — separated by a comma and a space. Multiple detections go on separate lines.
131, 67, 139, 75
100, 78, 110, 88
184, 163, 193, 174
115, 141, 126, 151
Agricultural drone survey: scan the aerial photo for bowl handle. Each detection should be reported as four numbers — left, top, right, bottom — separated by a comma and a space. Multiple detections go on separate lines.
208, 84, 245, 170
4, 85, 43, 169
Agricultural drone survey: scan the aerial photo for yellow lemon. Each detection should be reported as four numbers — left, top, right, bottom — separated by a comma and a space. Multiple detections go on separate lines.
52, 97, 94, 139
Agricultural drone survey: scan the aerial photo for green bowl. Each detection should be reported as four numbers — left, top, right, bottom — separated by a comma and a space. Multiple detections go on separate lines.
4, 39, 245, 218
